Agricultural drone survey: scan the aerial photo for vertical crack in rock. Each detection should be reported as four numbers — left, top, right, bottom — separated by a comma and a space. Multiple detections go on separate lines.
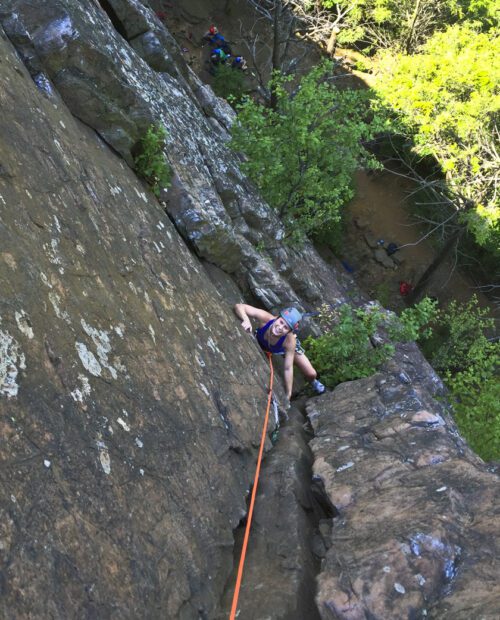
218, 398, 327, 619
96, 0, 129, 40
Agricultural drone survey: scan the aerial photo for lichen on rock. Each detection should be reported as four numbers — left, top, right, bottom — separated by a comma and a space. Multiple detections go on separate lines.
0, 327, 26, 398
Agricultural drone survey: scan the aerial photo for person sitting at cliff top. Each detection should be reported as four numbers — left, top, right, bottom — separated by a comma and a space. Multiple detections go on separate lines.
234, 303, 326, 400
231, 55, 248, 71
210, 47, 231, 66
203, 25, 231, 54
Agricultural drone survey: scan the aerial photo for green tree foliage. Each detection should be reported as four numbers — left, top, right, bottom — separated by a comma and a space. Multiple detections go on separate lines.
374, 24, 500, 246
230, 62, 384, 240
317, 0, 498, 52
420, 296, 500, 460
458, 0, 499, 28
134, 124, 171, 197
212, 64, 248, 104
303, 299, 435, 385
450, 375, 500, 461
423, 296, 495, 373
387, 296, 438, 341
304, 303, 394, 385
329, 0, 459, 51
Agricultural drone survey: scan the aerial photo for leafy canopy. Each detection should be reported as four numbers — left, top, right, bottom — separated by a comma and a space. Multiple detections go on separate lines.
423, 296, 495, 372
374, 24, 500, 245
304, 299, 436, 386
230, 62, 385, 240
420, 296, 500, 461
212, 64, 248, 104
318, 0, 498, 52
304, 303, 394, 385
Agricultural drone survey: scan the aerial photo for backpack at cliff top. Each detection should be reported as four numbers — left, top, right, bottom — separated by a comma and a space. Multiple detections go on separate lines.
212, 48, 230, 61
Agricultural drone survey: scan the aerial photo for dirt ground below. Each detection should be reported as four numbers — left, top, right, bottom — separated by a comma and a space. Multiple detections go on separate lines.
153, 0, 496, 319
342, 170, 495, 314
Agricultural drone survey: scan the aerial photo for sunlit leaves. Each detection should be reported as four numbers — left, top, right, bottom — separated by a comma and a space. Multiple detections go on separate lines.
230, 62, 386, 240
374, 24, 499, 246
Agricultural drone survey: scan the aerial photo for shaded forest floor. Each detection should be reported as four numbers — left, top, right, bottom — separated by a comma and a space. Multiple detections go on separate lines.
341, 170, 496, 315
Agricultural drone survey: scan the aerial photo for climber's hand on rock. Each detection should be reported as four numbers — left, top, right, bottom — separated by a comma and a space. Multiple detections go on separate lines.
241, 318, 252, 333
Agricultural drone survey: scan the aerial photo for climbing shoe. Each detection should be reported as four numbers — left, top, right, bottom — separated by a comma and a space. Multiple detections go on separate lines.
311, 379, 326, 394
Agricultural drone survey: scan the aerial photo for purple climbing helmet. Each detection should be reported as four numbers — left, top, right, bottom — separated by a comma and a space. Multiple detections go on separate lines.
280, 307, 302, 332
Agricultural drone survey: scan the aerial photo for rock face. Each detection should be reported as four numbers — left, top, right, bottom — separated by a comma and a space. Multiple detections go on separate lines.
0, 25, 284, 619
220, 405, 322, 620
307, 344, 500, 619
0, 0, 356, 315
0, 1, 499, 619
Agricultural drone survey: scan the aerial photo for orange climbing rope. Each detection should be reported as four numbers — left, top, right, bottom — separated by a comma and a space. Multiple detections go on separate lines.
229, 352, 274, 620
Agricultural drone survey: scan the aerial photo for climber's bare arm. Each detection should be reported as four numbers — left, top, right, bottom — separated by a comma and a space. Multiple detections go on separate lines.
282, 335, 296, 400
234, 303, 274, 333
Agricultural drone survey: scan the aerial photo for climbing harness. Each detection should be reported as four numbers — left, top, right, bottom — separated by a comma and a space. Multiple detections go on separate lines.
229, 352, 274, 620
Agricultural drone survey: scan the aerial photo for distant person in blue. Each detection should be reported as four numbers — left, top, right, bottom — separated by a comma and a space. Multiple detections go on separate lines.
210, 47, 231, 66
234, 303, 326, 400
231, 56, 248, 71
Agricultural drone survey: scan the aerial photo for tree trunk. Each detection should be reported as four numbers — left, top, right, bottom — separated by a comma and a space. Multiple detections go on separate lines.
407, 226, 464, 304
269, 1, 281, 110
405, 0, 422, 54
326, 25, 340, 56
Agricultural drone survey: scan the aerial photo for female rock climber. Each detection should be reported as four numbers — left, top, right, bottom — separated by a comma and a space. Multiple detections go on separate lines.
234, 303, 325, 400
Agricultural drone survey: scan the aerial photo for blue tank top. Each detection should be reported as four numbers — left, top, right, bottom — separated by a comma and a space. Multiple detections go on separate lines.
255, 319, 287, 354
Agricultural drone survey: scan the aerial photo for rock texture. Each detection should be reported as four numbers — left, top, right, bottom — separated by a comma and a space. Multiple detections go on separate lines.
0, 26, 283, 619
220, 405, 322, 620
0, 0, 498, 618
0, 0, 357, 316
307, 344, 500, 619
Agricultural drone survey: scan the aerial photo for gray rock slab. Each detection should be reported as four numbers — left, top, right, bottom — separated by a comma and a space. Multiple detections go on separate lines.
374, 247, 396, 269
0, 30, 286, 619
364, 231, 379, 248
353, 216, 369, 230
